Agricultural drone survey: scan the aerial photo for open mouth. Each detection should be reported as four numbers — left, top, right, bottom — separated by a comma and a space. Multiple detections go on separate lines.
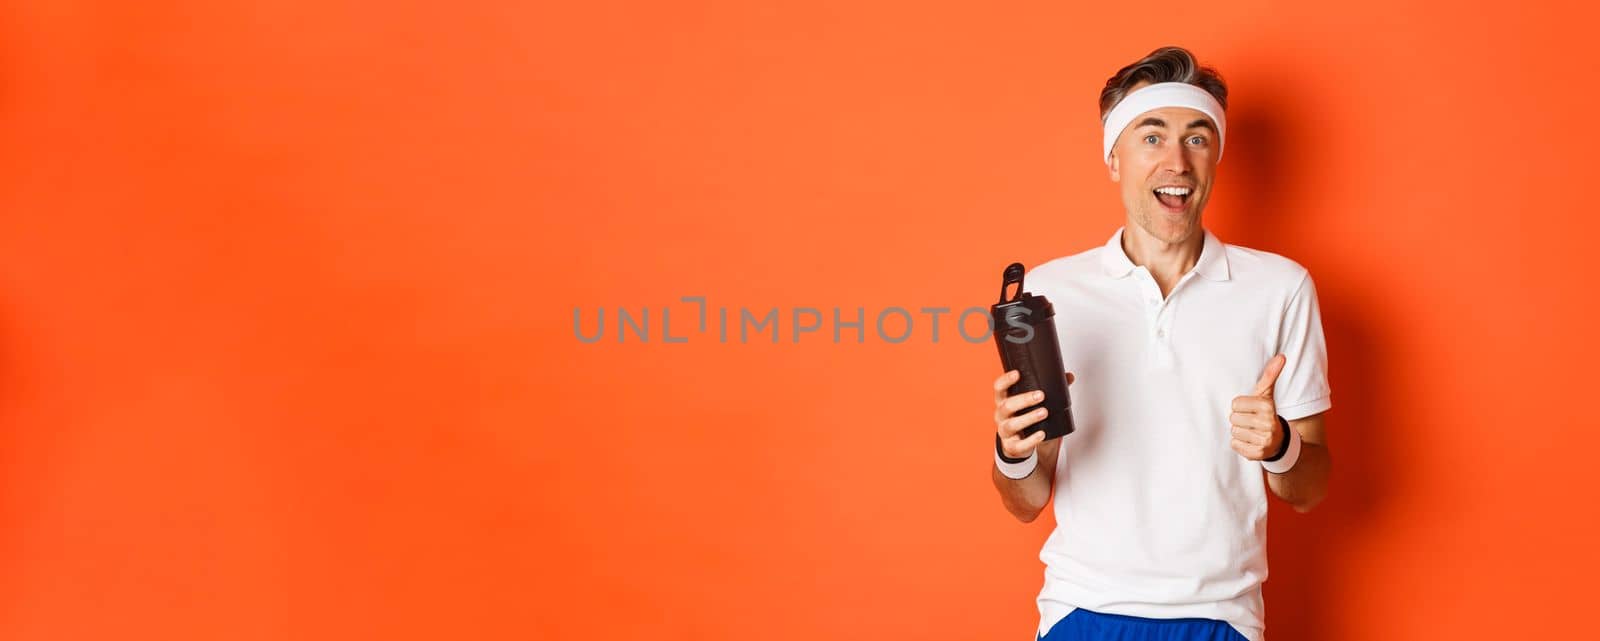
1152, 185, 1192, 212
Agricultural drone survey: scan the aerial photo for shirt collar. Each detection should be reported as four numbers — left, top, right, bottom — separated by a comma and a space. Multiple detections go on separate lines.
1098, 226, 1231, 281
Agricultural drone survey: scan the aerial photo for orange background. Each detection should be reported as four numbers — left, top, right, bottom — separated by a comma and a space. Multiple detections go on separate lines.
1, 1, 1596, 639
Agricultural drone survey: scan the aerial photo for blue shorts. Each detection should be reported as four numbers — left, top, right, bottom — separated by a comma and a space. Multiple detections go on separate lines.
1038, 608, 1248, 641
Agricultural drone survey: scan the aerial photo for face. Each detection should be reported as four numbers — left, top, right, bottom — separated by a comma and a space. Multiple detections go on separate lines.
1107, 101, 1220, 245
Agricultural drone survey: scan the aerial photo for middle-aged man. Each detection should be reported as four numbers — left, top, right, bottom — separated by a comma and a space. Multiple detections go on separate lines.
988, 46, 1333, 641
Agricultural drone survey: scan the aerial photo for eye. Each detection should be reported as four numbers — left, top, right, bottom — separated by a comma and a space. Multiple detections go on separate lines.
1143, 134, 1159, 144
1187, 135, 1208, 146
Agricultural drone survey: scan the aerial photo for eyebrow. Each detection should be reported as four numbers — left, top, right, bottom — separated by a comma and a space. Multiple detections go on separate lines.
1134, 117, 1217, 134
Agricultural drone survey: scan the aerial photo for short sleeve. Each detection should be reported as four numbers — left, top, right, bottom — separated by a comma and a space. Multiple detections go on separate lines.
1274, 271, 1332, 419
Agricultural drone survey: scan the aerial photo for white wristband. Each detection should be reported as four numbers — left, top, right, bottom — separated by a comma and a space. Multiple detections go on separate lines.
995, 446, 1038, 480
1261, 420, 1303, 475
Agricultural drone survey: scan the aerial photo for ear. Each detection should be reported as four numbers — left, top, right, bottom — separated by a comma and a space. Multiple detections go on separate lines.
1106, 150, 1120, 182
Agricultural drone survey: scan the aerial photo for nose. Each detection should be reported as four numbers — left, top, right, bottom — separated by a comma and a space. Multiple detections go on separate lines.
1158, 138, 1192, 175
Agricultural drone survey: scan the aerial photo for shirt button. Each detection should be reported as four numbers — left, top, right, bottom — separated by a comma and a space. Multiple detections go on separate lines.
1156, 328, 1166, 338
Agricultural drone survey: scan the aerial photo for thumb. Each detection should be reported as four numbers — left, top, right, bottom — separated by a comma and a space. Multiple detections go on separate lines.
1253, 354, 1286, 398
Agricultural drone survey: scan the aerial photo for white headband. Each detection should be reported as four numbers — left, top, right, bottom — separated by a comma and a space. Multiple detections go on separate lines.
1101, 82, 1226, 164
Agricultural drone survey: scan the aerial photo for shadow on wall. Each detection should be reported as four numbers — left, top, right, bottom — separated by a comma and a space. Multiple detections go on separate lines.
1215, 72, 1395, 641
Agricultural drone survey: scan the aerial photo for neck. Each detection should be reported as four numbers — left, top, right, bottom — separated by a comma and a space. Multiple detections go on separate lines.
1120, 221, 1204, 297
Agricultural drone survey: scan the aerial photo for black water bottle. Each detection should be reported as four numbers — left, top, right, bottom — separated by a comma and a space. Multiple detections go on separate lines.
991, 262, 1075, 440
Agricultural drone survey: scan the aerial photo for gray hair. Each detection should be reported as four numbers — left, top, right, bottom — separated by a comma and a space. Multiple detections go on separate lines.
1099, 47, 1228, 122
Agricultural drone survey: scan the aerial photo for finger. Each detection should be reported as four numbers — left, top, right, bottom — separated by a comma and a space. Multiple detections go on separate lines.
1228, 425, 1267, 444
1003, 428, 1049, 459
1066, 372, 1076, 386
993, 370, 1020, 404
1001, 407, 1048, 437
1231, 438, 1267, 460
1231, 425, 1267, 446
1229, 411, 1275, 431
1252, 354, 1286, 398
1001, 390, 1045, 416
998, 404, 1049, 434
1230, 395, 1272, 414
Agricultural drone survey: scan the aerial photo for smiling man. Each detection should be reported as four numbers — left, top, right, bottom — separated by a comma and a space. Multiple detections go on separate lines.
988, 47, 1333, 641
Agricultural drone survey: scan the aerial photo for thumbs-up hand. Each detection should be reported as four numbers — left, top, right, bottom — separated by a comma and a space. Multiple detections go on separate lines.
1230, 354, 1286, 460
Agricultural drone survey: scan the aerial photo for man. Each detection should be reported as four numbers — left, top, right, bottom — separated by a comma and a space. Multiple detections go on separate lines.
990, 46, 1332, 641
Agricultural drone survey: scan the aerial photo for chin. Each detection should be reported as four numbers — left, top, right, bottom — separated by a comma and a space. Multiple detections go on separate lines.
1135, 210, 1199, 244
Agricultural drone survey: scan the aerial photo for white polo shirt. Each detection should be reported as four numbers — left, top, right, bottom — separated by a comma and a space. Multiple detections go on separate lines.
1025, 227, 1331, 641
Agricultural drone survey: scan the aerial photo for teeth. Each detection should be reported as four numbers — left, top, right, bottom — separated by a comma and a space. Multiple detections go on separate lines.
1154, 186, 1192, 196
